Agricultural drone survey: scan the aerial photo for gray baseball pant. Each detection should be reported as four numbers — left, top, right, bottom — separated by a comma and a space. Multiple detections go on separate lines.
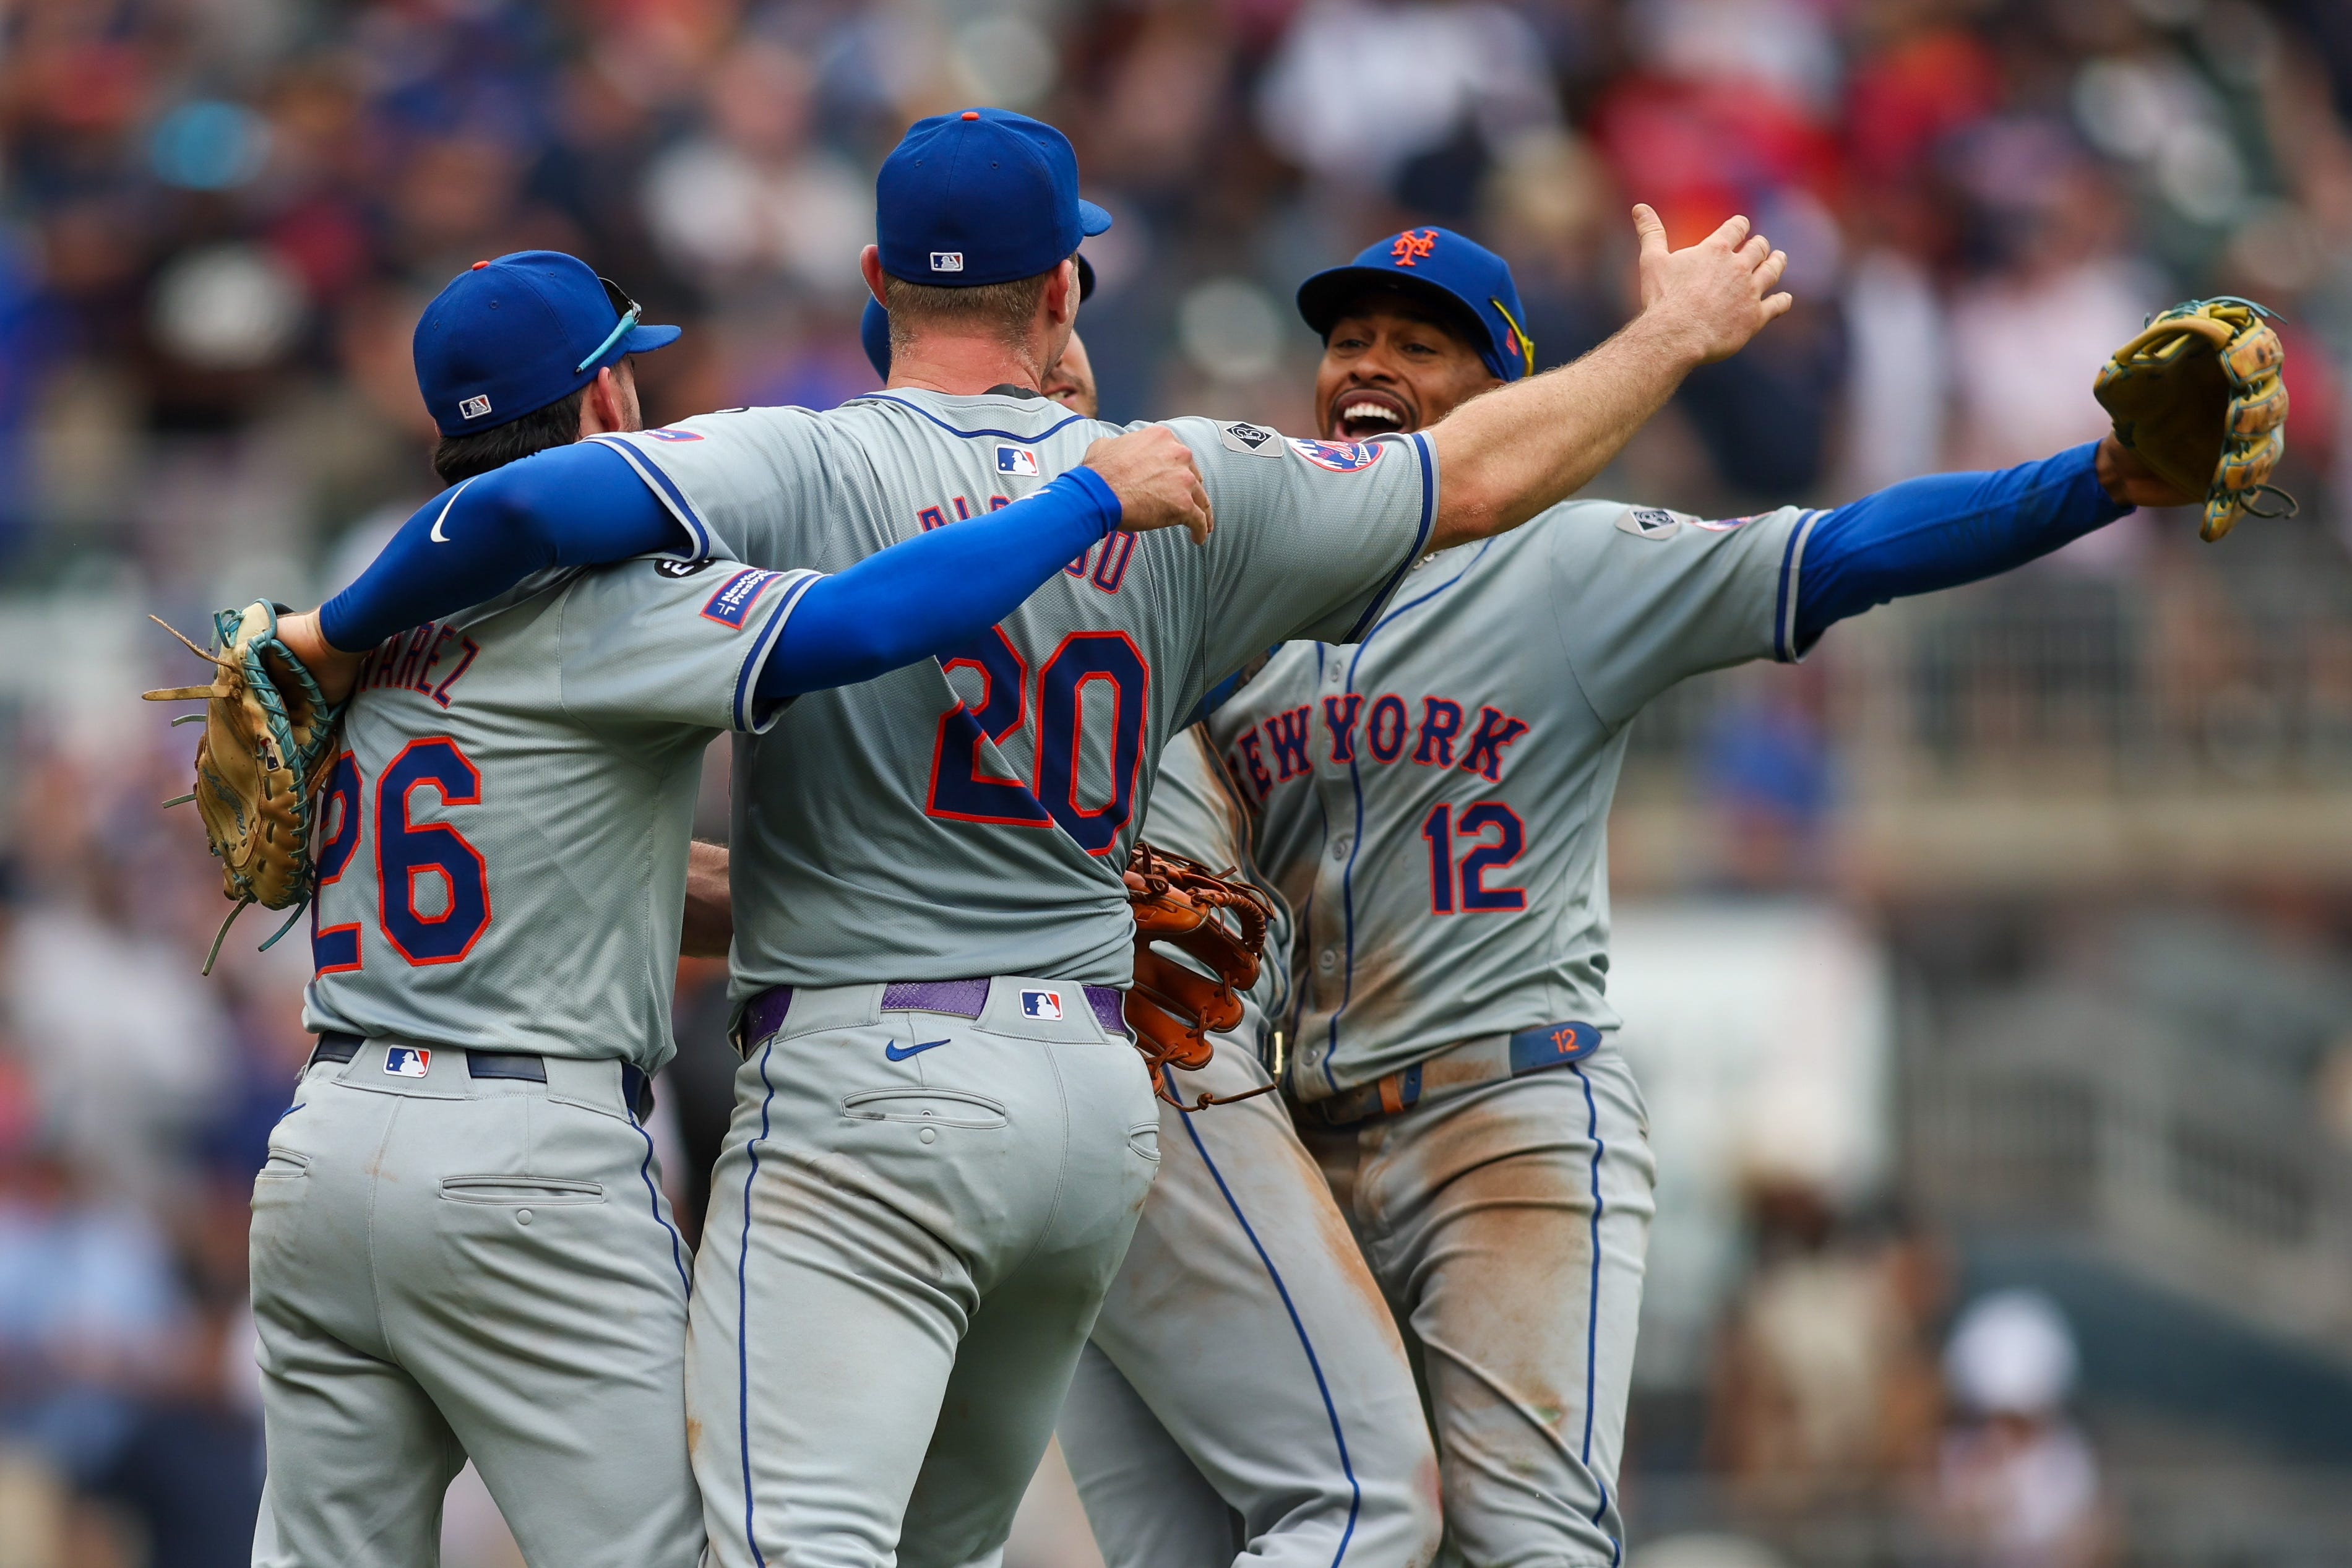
1299, 1046, 1657, 1568
1057, 1032, 1442, 1568
686, 976, 1160, 1568
248, 1037, 702, 1568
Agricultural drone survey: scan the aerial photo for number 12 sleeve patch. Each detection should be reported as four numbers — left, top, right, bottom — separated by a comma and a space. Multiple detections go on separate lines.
702, 568, 785, 629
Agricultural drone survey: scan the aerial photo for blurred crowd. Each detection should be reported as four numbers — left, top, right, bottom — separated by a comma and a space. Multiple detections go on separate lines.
6, 0, 2352, 1561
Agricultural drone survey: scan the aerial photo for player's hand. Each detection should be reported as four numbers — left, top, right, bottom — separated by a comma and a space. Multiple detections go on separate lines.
1631, 204, 1793, 366
2095, 433, 2200, 509
277, 608, 363, 703
1083, 428, 1214, 546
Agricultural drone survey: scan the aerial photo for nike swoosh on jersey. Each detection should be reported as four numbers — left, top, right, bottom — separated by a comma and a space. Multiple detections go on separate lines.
428, 476, 480, 543
884, 1038, 953, 1062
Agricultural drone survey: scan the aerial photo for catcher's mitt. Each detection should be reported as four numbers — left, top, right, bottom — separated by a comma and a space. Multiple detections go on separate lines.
2094, 296, 2295, 541
1124, 839, 1277, 1110
144, 602, 345, 973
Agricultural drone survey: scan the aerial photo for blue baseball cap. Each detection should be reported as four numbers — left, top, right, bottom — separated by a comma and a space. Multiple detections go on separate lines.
876, 108, 1111, 288
414, 250, 682, 436
1296, 227, 1535, 382
859, 254, 1095, 381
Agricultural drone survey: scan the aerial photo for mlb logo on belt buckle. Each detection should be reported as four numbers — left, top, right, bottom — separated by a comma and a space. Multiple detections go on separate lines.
1021, 990, 1063, 1021
996, 446, 1040, 477
384, 1047, 431, 1077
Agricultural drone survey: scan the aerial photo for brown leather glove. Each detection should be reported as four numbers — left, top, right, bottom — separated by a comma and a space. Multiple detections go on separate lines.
2094, 297, 2294, 541
1123, 839, 1276, 1109
144, 602, 345, 973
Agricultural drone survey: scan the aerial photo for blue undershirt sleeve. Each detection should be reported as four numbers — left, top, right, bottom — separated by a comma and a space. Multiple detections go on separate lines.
1793, 442, 2130, 652
319, 442, 683, 652
757, 465, 1120, 704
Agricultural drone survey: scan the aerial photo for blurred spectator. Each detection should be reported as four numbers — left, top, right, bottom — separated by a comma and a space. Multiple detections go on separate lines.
1, 1, 2351, 1561
1705, 1182, 1941, 1513
1927, 1291, 2117, 1568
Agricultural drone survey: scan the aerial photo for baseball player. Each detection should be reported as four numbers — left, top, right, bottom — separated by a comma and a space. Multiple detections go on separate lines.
853, 309, 1448, 1568
246, 251, 1212, 1568
1099, 226, 2196, 1567
274, 110, 1791, 1568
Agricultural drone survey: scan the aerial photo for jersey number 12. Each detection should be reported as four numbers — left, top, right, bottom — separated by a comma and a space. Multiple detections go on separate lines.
1421, 801, 1527, 913
312, 738, 492, 972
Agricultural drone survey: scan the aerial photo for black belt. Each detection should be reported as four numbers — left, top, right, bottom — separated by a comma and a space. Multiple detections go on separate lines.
310, 1032, 654, 1121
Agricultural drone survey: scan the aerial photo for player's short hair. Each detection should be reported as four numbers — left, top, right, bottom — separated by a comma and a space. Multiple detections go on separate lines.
431, 385, 590, 485
882, 262, 1061, 356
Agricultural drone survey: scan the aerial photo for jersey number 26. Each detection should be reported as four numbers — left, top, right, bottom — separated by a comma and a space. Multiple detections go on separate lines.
312, 738, 491, 972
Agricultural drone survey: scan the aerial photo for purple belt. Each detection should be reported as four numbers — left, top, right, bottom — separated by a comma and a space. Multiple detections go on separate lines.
734, 979, 1129, 1053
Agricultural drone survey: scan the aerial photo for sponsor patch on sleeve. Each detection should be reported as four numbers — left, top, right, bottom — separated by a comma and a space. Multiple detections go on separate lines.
1218, 420, 1284, 457
1615, 506, 1685, 541
1287, 437, 1385, 473
701, 568, 783, 629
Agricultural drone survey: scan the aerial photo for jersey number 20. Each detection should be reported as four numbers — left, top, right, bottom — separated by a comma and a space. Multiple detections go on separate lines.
312, 738, 492, 972
927, 627, 1150, 855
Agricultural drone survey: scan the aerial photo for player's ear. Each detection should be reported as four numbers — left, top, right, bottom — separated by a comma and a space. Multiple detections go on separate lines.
859, 246, 889, 309
1045, 257, 1081, 329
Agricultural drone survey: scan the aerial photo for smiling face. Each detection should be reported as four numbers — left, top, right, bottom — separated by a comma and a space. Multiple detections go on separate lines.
1314, 291, 1502, 439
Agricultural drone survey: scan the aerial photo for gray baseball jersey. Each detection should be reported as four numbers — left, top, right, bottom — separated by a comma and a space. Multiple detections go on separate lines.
1210, 498, 1812, 1098
589, 397, 1434, 1002
301, 556, 814, 1067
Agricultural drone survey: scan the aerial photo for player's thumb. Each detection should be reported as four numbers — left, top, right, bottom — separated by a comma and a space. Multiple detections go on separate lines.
1631, 204, 1668, 264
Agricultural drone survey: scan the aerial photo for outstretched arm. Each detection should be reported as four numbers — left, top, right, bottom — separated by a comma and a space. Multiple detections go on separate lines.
1792, 436, 2191, 651
285, 427, 1210, 700
1426, 207, 1793, 551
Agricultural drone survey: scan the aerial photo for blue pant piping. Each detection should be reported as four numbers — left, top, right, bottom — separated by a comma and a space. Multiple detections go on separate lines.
1178, 1108, 1363, 1568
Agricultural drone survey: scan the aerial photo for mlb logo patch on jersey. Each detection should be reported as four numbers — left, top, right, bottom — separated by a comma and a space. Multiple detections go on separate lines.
1616, 507, 1683, 541
701, 568, 782, 629
384, 1047, 432, 1078
996, 446, 1040, 477
1288, 438, 1385, 473
1020, 989, 1064, 1021
644, 427, 704, 442
457, 394, 493, 420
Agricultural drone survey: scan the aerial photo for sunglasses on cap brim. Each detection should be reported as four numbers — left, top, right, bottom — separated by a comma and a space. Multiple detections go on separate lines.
575, 277, 645, 373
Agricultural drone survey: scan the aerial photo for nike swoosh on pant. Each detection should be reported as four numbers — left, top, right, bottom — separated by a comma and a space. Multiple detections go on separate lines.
884, 1038, 952, 1062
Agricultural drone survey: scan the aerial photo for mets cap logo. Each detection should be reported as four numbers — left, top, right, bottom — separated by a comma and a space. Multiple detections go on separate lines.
1289, 437, 1387, 473
1390, 228, 1437, 267
1021, 989, 1064, 1020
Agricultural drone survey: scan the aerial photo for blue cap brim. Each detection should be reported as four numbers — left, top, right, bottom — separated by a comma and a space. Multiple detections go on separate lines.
621, 322, 682, 355
1079, 200, 1113, 237
1296, 266, 1502, 373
